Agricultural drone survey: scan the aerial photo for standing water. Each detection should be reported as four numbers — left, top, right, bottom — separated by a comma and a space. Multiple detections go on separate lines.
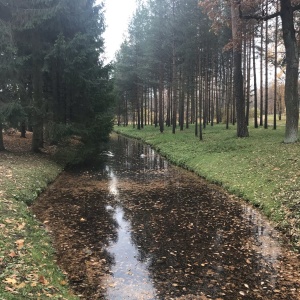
32, 134, 300, 300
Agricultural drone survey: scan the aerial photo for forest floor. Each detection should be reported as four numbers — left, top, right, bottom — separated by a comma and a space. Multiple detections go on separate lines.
0, 132, 79, 300
1, 127, 300, 299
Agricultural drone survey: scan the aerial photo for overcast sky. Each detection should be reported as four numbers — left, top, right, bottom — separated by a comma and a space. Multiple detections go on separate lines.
98, 0, 137, 62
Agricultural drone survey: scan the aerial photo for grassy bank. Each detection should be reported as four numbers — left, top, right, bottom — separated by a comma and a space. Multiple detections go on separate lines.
0, 150, 78, 299
115, 124, 300, 250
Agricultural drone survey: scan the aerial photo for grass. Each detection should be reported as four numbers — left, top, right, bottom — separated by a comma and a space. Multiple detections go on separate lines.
115, 123, 300, 250
0, 152, 79, 300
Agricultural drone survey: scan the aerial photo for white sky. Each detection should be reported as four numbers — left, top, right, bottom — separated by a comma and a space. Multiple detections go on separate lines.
98, 0, 137, 62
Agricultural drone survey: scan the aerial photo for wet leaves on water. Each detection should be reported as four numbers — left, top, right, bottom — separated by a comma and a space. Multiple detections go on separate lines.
31, 137, 300, 300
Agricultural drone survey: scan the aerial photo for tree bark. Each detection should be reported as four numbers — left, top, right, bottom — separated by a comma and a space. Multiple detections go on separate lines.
0, 123, 5, 151
31, 48, 44, 152
159, 62, 164, 133
281, 0, 299, 143
231, 0, 249, 138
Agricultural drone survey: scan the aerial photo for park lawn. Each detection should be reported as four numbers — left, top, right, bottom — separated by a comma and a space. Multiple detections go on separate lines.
0, 151, 78, 300
115, 123, 300, 250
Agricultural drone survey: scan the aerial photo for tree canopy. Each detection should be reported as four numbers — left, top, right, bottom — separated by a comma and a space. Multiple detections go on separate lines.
0, 0, 114, 152
114, 0, 300, 143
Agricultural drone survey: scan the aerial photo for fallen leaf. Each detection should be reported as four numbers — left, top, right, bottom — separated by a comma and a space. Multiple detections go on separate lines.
4, 278, 17, 285
60, 280, 67, 285
5, 286, 15, 292
39, 275, 49, 285
8, 251, 17, 258
17, 223, 26, 230
15, 239, 24, 250
16, 282, 26, 289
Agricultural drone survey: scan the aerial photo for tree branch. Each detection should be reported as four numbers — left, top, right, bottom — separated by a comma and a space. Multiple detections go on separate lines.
239, 3, 300, 22
239, 5, 280, 21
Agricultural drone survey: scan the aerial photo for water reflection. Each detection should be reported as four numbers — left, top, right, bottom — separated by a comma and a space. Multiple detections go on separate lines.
33, 133, 300, 300
99, 134, 299, 300
104, 158, 156, 300
242, 205, 281, 265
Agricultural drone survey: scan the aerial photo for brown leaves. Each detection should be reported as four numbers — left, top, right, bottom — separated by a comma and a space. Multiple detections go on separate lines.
38, 275, 49, 285
15, 239, 25, 250
8, 251, 17, 258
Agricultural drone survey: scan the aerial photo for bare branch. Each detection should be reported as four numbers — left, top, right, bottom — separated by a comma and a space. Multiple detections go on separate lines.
239, 3, 300, 21
239, 5, 280, 21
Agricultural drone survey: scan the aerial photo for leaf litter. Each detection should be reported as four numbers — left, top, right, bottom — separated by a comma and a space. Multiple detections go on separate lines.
31, 135, 300, 300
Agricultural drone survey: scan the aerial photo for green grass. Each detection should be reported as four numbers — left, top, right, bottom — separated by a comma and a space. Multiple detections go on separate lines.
115, 124, 300, 249
0, 152, 78, 300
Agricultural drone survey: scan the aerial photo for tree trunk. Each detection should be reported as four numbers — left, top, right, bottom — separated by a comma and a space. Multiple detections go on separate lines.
264, 0, 269, 129
231, 0, 249, 138
20, 121, 26, 138
281, 0, 299, 143
0, 123, 5, 151
252, 31, 258, 128
159, 62, 164, 133
260, 20, 264, 127
31, 50, 44, 152
274, 4, 279, 130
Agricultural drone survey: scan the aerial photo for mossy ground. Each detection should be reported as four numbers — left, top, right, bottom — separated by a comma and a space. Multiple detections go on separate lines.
115, 123, 300, 250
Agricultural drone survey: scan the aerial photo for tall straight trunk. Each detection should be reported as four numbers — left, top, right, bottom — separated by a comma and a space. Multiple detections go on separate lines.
186, 90, 190, 129
159, 62, 164, 133
179, 70, 184, 131
191, 75, 195, 125
226, 68, 230, 130
137, 97, 141, 130
195, 72, 198, 136
203, 67, 208, 129
140, 86, 144, 129
172, 46, 177, 134
246, 36, 251, 126
252, 31, 258, 128
125, 94, 128, 126
274, 5, 278, 130
280, 0, 299, 143
150, 88, 153, 125
199, 58, 203, 141
260, 20, 264, 126
264, 0, 268, 129
31, 50, 44, 152
154, 86, 158, 127
166, 86, 171, 126
210, 78, 214, 126
0, 123, 5, 151
231, 0, 249, 137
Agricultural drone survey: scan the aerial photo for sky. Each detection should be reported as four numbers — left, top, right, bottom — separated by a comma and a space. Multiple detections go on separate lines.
98, 0, 137, 62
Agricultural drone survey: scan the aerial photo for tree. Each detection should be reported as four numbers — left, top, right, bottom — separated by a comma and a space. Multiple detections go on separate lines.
199, 0, 249, 137
0, 0, 113, 153
240, 0, 300, 143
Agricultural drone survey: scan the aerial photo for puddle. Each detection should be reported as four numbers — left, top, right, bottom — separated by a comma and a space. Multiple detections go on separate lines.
103, 167, 156, 299
32, 134, 300, 300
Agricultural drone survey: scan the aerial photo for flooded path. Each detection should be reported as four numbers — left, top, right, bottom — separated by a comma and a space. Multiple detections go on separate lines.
32, 134, 300, 299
